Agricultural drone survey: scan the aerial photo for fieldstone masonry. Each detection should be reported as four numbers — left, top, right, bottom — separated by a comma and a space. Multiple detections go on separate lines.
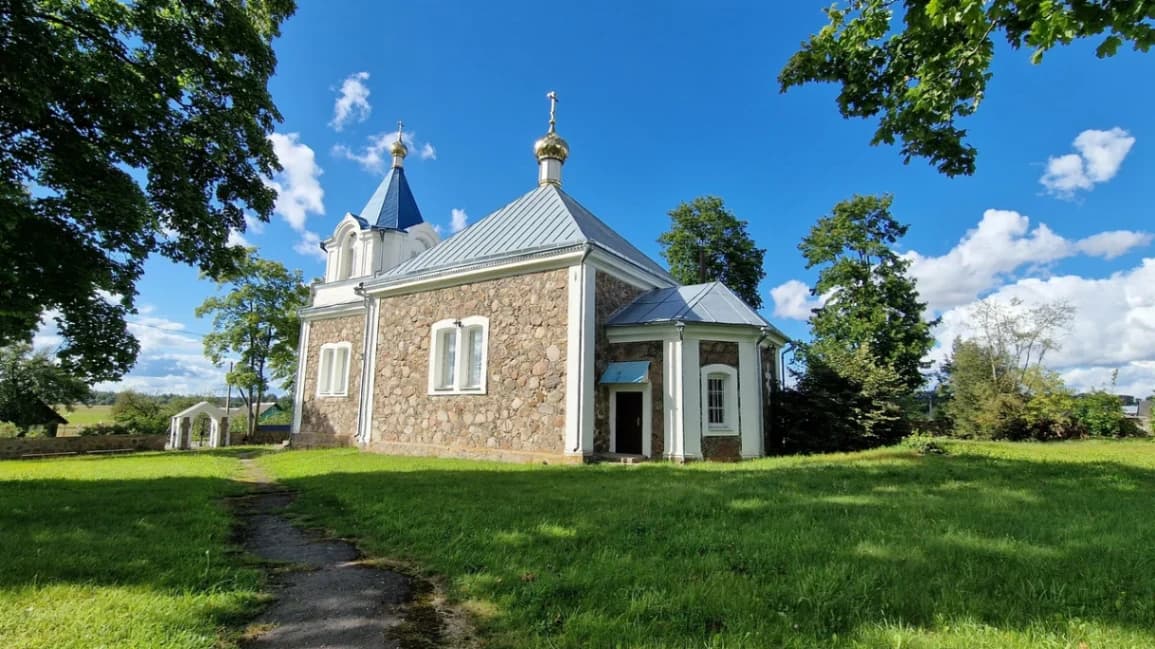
368, 269, 569, 462
591, 271, 648, 452
300, 314, 364, 441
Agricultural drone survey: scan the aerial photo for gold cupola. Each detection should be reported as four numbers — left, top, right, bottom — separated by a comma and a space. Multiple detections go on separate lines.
535, 91, 568, 185
390, 120, 408, 168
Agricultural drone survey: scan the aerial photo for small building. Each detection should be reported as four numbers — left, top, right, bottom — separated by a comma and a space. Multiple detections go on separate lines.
291, 99, 788, 462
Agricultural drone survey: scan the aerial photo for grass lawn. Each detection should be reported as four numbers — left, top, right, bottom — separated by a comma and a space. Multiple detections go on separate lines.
258, 440, 1155, 649
0, 451, 264, 649
55, 404, 114, 426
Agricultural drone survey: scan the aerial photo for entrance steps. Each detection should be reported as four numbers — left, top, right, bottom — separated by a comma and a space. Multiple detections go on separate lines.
592, 452, 648, 464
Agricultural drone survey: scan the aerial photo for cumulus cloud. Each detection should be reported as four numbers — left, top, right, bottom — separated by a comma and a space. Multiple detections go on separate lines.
769, 279, 824, 320
266, 133, 325, 232
450, 208, 468, 233
294, 231, 327, 261
904, 209, 1151, 313
1040, 127, 1135, 199
329, 72, 371, 131
226, 229, 249, 248
333, 130, 438, 173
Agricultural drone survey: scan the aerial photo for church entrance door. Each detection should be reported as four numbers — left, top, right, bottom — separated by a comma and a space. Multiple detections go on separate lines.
613, 391, 643, 455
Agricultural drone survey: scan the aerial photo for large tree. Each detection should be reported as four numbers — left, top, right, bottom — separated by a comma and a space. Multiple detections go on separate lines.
800, 194, 936, 392
196, 250, 307, 439
658, 196, 766, 309
0, 343, 90, 435
780, 1, 1154, 176
0, 0, 295, 383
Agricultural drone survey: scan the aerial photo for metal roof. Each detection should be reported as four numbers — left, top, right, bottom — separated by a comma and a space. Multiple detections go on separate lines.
608, 282, 771, 328
381, 184, 672, 281
357, 166, 424, 230
599, 361, 651, 384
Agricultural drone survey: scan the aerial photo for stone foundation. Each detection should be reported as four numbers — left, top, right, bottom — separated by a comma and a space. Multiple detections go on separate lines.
369, 269, 569, 459
702, 435, 741, 461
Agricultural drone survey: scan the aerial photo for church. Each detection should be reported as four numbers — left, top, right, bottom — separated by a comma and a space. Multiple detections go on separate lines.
290, 95, 789, 462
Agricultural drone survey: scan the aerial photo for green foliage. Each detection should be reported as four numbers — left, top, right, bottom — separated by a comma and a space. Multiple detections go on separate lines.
1075, 391, 1132, 437
899, 432, 948, 455
0, 343, 90, 435
111, 390, 203, 434
657, 196, 766, 308
780, 1, 1154, 176
77, 422, 135, 436
196, 250, 308, 439
800, 194, 937, 394
0, 421, 20, 438
0, 0, 295, 382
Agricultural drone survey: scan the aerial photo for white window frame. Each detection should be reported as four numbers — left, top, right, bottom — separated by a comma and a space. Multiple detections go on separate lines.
700, 363, 738, 435
428, 316, 489, 395
316, 342, 353, 397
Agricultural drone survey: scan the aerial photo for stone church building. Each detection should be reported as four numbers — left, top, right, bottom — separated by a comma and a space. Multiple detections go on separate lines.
291, 98, 789, 462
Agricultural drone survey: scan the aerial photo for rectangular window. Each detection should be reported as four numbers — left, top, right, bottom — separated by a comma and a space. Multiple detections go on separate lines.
333, 346, 349, 394
437, 328, 457, 389
464, 326, 483, 389
317, 344, 350, 397
708, 376, 725, 425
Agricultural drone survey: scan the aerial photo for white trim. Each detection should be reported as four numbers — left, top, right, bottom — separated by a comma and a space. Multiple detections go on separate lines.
585, 248, 673, 291
358, 297, 381, 444
609, 383, 652, 457
608, 323, 776, 345
291, 319, 311, 435
366, 249, 585, 298
300, 301, 366, 320
316, 342, 353, 397
426, 316, 489, 395
564, 263, 596, 455
700, 364, 739, 436
737, 340, 763, 458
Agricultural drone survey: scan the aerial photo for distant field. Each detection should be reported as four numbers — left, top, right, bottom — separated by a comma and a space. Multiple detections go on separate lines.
54, 404, 113, 434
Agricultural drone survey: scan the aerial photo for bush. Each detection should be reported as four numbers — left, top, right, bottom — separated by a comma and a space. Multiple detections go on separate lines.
78, 423, 136, 436
899, 433, 947, 455
0, 421, 21, 438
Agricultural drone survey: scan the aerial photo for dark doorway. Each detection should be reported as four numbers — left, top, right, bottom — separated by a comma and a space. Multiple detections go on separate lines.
614, 391, 643, 455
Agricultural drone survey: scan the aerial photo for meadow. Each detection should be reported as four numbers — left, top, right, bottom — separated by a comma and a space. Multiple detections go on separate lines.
0, 451, 263, 649
259, 440, 1155, 649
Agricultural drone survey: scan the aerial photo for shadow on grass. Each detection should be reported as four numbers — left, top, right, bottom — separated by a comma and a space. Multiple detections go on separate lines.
269, 452, 1155, 647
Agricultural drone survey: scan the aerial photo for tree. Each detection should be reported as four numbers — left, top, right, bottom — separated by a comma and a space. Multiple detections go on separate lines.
658, 196, 766, 308
0, 343, 90, 435
800, 194, 936, 393
969, 297, 1075, 388
780, 1, 1154, 176
196, 250, 307, 439
0, 0, 296, 383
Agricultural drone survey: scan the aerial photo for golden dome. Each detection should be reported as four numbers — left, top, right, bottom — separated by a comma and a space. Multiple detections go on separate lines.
534, 131, 569, 162
390, 136, 408, 158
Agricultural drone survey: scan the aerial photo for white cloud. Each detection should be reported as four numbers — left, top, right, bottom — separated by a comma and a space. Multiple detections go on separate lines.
294, 231, 327, 261
266, 132, 325, 232
450, 208, 468, 233
92, 314, 225, 395
333, 130, 438, 173
243, 214, 266, 235
769, 279, 824, 320
329, 71, 371, 131
904, 209, 1151, 313
1040, 127, 1135, 199
226, 229, 249, 248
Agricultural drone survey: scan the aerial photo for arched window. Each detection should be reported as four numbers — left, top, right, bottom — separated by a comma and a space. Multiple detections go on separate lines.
700, 364, 738, 434
338, 232, 357, 280
428, 316, 488, 394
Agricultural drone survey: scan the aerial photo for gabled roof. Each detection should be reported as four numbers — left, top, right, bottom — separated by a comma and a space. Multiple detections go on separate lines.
380, 183, 672, 281
357, 166, 424, 230
608, 281, 772, 328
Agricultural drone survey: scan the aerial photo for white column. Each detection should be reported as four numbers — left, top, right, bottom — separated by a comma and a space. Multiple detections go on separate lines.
738, 339, 763, 458
681, 337, 702, 460
291, 319, 311, 436
663, 338, 682, 459
564, 263, 596, 456
358, 298, 380, 445
208, 418, 220, 448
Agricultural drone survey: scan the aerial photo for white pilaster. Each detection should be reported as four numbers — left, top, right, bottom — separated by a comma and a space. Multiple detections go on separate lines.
663, 338, 683, 459
564, 263, 596, 456
291, 319, 311, 436
357, 298, 381, 444
738, 339, 763, 458
681, 337, 702, 460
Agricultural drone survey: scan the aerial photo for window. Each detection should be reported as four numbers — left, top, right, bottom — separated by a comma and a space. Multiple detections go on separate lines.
317, 342, 352, 397
338, 232, 356, 280
429, 317, 488, 394
700, 364, 738, 434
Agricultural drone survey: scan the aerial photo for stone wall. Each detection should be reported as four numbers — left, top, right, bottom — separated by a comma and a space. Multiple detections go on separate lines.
368, 269, 570, 462
700, 340, 740, 459
299, 313, 364, 439
591, 271, 649, 453
0, 435, 166, 460
700, 340, 739, 367
596, 341, 665, 456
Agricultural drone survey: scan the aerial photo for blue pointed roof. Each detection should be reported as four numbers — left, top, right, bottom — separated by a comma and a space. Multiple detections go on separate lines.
357, 166, 424, 230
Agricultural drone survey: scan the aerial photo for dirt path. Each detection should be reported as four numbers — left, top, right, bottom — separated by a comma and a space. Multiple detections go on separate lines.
230, 456, 424, 649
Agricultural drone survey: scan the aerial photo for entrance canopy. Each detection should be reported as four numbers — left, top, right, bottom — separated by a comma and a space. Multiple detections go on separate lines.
599, 361, 650, 384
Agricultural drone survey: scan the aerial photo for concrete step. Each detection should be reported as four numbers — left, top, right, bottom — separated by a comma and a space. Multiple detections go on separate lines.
291, 433, 355, 450
593, 452, 648, 464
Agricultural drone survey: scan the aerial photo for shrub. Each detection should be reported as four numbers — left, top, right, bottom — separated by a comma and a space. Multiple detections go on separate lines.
900, 432, 947, 455
78, 423, 135, 436
0, 421, 21, 438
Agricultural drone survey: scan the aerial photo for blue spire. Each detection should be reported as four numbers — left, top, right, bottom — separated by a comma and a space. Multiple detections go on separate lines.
357, 165, 424, 230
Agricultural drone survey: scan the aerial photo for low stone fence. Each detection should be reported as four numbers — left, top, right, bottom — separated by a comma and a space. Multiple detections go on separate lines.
0, 434, 167, 460
239, 425, 292, 445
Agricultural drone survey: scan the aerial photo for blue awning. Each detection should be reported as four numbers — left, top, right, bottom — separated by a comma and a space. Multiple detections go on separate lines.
599, 361, 650, 384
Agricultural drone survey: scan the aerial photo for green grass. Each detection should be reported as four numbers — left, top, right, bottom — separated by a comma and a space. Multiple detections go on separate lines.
258, 440, 1155, 649
55, 404, 114, 426
0, 452, 264, 649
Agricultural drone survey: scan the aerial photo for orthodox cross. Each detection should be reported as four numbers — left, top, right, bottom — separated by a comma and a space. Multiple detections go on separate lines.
546, 91, 558, 133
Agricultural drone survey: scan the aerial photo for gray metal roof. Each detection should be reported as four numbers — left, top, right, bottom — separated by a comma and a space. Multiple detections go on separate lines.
608, 282, 771, 328
380, 184, 672, 281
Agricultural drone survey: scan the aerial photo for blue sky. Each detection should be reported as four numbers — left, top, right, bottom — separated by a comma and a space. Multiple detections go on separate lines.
68, 1, 1154, 397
